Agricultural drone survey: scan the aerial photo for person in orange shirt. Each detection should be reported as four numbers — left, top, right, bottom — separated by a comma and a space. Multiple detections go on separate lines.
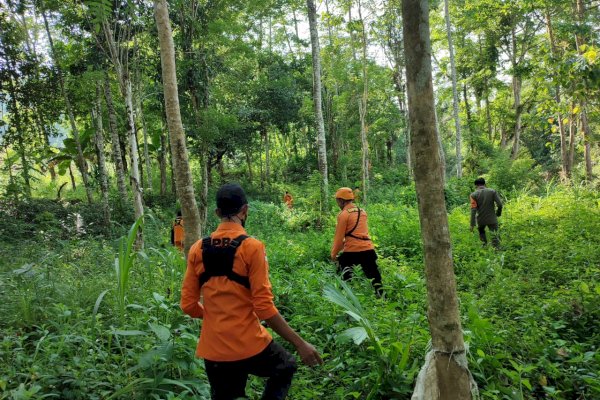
283, 191, 293, 209
171, 210, 184, 251
180, 183, 322, 400
331, 187, 383, 297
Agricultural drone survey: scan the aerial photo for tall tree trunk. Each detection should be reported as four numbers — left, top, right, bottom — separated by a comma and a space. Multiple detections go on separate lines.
574, 0, 593, 180
545, 10, 569, 180
357, 1, 370, 205
262, 127, 271, 185
93, 82, 111, 228
123, 79, 144, 223
159, 125, 168, 196
155, 0, 202, 255
103, 72, 128, 198
245, 149, 253, 183
402, 0, 476, 398
510, 26, 523, 160
136, 92, 153, 190
200, 152, 209, 233
568, 108, 576, 175
68, 164, 77, 190
307, 0, 330, 213
43, 11, 93, 204
485, 93, 492, 142
5, 65, 32, 197
443, 0, 462, 177
102, 19, 144, 247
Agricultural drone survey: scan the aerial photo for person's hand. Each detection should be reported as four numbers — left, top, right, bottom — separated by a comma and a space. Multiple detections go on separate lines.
330, 254, 337, 262
296, 341, 323, 367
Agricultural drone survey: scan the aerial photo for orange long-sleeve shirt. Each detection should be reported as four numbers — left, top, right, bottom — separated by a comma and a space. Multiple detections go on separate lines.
331, 203, 374, 259
180, 222, 278, 361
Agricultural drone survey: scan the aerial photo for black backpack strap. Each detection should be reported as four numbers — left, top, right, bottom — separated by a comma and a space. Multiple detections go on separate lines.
345, 208, 371, 241
199, 235, 251, 289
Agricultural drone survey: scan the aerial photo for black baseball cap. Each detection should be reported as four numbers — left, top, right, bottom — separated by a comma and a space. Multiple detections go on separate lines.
216, 183, 248, 216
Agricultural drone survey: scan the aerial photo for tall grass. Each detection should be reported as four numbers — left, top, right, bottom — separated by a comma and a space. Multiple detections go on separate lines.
115, 217, 143, 323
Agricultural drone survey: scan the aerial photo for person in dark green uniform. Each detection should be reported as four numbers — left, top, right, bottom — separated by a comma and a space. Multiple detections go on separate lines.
470, 178, 503, 248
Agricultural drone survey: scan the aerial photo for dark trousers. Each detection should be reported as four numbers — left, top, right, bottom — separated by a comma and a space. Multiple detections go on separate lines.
478, 223, 499, 248
204, 341, 297, 400
337, 249, 384, 297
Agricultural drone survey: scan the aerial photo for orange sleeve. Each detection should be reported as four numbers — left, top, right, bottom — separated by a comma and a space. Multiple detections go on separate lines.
247, 241, 278, 320
180, 241, 204, 318
331, 212, 347, 259
470, 196, 478, 209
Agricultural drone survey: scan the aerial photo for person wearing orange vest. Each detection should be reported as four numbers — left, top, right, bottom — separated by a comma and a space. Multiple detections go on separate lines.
171, 210, 185, 251
331, 187, 384, 297
180, 183, 322, 400
283, 191, 293, 209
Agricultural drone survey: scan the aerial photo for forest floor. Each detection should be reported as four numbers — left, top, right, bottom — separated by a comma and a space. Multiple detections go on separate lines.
1, 185, 599, 399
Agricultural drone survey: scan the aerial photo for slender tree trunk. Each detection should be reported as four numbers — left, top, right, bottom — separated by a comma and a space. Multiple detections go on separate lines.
159, 125, 168, 196
357, 1, 370, 205
568, 108, 576, 175
245, 149, 253, 183
5, 67, 32, 197
402, 0, 476, 397
68, 164, 77, 190
545, 10, 569, 180
510, 27, 523, 160
93, 82, 111, 227
443, 0, 462, 177
307, 0, 329, 213
136, 92, 153, 190
574, 0, 593, 180
102, 19, 143, 247
200, 152, 209, 233
43, 11, 93, 204
103, 72, 128, 198
155, 0, 202, 254
262, 127, 271, 185
485, 93, 492, 142
123, 79, 144, 223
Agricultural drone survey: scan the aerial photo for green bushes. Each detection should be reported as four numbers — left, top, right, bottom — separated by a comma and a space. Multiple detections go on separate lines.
1, 186, 599, 399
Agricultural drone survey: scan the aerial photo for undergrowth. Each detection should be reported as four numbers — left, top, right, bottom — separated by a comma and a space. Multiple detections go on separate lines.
0, 186, 598, 399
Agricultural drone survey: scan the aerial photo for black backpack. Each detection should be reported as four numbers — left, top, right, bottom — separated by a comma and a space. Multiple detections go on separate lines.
198, 235, 250, 289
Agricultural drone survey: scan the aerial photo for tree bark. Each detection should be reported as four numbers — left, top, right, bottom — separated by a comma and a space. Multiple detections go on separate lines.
155, 0, 202, 254
545, 10, 569, 180
93, 82, 111, 228
307, 0, 329, 213
574, 0, 593, 180
4, 63, 32, 197
510, 26, 523, 160
402, 0, 476, 398
443, 0, 462, 177
568, 108, 576, 175
159, 125, 168, 196
43, 11, 93, 204
136, 91, 153, 190
357, 0, 370, 205
102, 19, 144, 246
262, 127, 271, 185
103, 72, 128, 198
124, 79, 144, 223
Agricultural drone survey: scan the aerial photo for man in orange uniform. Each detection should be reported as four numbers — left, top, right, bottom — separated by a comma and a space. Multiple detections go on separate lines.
181, 183, 322, 400
331, 187, 384, 297
171, 210, 184, 251
283, 191, 293, 209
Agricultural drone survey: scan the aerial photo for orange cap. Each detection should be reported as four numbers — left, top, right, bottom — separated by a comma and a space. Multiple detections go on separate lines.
335, 187, 354, 200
